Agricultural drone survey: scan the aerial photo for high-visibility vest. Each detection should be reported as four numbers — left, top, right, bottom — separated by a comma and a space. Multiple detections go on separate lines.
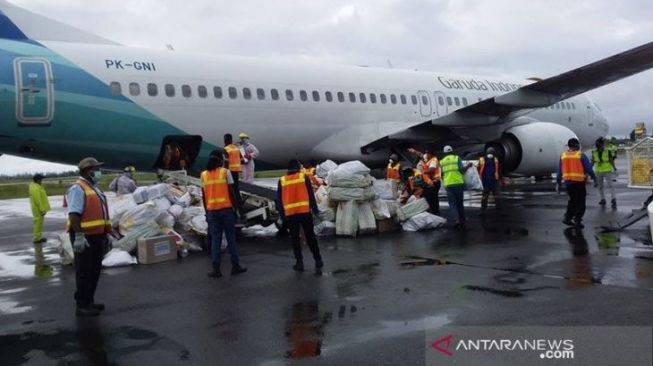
280, 173, 311, 217
386, 162, 401, 182
441, 155, 464, 187
201, 168, 232, 211
478, 156, 500, 180
66, 179, 111, 235
420, 157, 441, 182
591, 149, 614, 174
561, 150, 586, 182
224, 144, 242, 172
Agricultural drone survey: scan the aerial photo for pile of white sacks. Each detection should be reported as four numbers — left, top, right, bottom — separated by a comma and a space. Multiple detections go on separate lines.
312, 160, 446, 236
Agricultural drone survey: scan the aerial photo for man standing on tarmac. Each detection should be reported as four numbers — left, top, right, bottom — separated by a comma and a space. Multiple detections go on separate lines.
276, 159, 323, 273
557, 138, 597, 228
478, 147, 502, 213
238, 132, 260, 184
109, 166, 137, 195
29, 173, 50, 244
591, 137, 617, 208
440, 145, 473, 228
66, 157, 111, 317
407, 148, 441, 215
201, 149, 247, 279
224, 133, 242, 196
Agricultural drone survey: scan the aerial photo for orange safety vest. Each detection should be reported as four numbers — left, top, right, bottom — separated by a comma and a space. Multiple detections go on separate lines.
280, 173, 311, 217
66, 179, 111, 235
386, 162, 401, 182
224, 144, 242, 172
561, 150, 586, 182
478, 156, 500, 180
421, 157, 441, 182
302, 167, 321, 189
201, 168, 232, 210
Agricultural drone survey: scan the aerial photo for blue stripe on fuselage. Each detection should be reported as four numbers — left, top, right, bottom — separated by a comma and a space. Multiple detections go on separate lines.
0, 10, 29, 40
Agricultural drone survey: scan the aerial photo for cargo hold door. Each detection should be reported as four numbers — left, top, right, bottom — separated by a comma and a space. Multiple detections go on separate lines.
14, 57, 54, 125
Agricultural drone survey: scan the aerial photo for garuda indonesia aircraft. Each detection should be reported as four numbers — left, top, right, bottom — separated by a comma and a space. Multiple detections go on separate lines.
0, 1, 652, 175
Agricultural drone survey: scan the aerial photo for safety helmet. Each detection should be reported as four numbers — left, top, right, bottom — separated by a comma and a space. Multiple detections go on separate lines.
486, 147, 496, 155
443, 145, 453, 153
239, 132, 249, 139
124, 165, 136, 173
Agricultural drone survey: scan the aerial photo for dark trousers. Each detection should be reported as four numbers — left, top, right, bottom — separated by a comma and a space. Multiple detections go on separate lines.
230, 171, 241, 198
565, 183, 587, 222
207, 208, 240, 269
424, 181, 441, 215
286, 214, 322, 264
445, 185, 466, 224
481, 180, 501, 210
72, 233, 106, 308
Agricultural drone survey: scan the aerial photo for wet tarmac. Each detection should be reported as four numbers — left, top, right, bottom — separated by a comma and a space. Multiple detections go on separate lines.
1, 168, 652, 365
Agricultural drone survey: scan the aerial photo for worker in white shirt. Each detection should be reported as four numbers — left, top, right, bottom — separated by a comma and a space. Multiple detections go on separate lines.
238, 132, 260, 183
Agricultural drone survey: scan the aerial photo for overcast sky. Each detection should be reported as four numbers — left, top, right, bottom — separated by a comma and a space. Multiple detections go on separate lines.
2, 0, 652, 175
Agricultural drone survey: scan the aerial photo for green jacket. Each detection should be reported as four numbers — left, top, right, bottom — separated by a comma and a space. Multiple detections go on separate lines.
29, 182, 51, 217
441, 155, 465, 187
591, 148, 615, 174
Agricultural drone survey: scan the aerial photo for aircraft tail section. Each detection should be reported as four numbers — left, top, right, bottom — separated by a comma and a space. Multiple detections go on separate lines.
0, 0, 118, 45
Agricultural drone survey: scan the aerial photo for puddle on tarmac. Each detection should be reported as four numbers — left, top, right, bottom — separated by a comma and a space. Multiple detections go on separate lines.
400, 256, 449, 267
285, 301, 326, 359
332, 262, 380, 298
0, 244, 58, 280
0, 324, 191, 365
463, 285, 524, 298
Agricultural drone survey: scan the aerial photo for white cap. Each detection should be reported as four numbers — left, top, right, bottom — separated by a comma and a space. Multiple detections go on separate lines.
443, 145, 453, 153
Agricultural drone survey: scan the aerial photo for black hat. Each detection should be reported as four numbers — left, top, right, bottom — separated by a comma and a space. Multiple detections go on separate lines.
33, 173, 45, 180
567, 138, 580, 148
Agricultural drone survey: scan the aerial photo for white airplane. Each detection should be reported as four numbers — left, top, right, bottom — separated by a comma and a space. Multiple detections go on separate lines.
0, 1, 651, 176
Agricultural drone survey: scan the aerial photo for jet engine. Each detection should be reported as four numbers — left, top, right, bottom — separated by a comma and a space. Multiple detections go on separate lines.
486, 122, 577, 176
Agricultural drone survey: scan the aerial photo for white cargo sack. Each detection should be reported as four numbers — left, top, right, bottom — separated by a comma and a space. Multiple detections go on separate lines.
401, 212, 446, 232
357, 202, 377, 234
115, 222, 161, 252
57, 232, 74, 266
333, 160, 371, 176
396, 198, 430, 222
314, 221, 336, 236
108, 194, 138, 227
318, 207, 336, 222
156, 212, 176, 228
336, 201, 358, 236
315, 185, 330, 211
373, 179, 397, 200
153, 196, 172, 212
316, 160, 338, 178
371, 199, 391, 220
167, 204, 184, 220
328, 187, 364, 201
241, 224, 278, 237
190, 215, 209, 234
119, 201, 161, 236
463, 163, 483, 191
102, 249, 136, 267
327, 171, 372, 188
179, 206, 206, 223
384, 200, 400, 217
146, 183, 170, 200
132, 186, 149, 204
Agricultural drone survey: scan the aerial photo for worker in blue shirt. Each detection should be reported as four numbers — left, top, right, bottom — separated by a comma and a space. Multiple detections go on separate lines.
556, 138, 597, 228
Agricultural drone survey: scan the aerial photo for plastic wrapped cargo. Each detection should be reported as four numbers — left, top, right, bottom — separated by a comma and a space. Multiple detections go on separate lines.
384, 200, 400, 217
357, 202, 377, 234
146, 183, 170, 200
108, 194, 138, 227
102, 249, 136, 267
167, 204, 184, 220
463, 162, 483, 191
333, 160, 371, 176
396, 198, 430, 222
336, 201, 358, 236
314, 221, 336, 236
58, 232, 74, 266
315, 186, 330, 211
153, 196, 172, 212
327, 171, 372, 188
115, 222, 161, 252
318, 207, 336, 222
156, 212, 176, 228
328, 187, 365, 201
241, 224, 278, 237
316, 160, 338, 178
371, 199, 391, 220
372, 179, 397, 200
401, 212, 446, 231
190, 215, 208, 234
132, 186, 149, 204
119, 201, 161, 236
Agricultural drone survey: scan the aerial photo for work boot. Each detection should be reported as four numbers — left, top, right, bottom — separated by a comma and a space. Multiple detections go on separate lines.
207, 268, 222, 278
599, 199, 606, 206
573, 218, 584, 228
231, 264, 247, 275
562, 217, 574, 226
91, 303, 105, 311
76, 307, 100, 317
315, 259, 324, 269
292, 262, 304, 272
611, 199, 617, 208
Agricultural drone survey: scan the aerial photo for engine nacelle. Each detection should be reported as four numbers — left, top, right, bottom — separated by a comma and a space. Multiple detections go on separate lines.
487, 122, 577, 176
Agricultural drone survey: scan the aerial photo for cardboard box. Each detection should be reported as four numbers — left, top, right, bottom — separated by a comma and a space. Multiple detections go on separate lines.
376, 218, 399, 233
137, 235, 177, 264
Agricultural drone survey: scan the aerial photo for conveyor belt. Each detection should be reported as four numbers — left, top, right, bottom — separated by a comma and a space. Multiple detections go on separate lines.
239, 181, 277, 200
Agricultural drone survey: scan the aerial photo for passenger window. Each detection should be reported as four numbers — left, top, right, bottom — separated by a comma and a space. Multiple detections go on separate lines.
243, 87, 252, 100
312, 90, 320, 102
411, 95, 418, 105
128, 82, 140, 96
147, 83, 158, 96
400, 95, 407, 104
349, 92, 356, 103
359, 93, 367, 103
271, 88, 279, 100
390, 94, 397, 104
182, 84, 192, 98
380, 94, 387, 104
566, 102, 572, 109
228, 86, 237, 99
257, 88, 265, 100
561, 102, 566, 110
454, 97, 460, 106
438, 96, 444, 105
555, 103, 560, 109
370, 93, 377, 104
300, 90, 308, 101
325, 91, 333, 102
462, 97, 468, 106
337, 92, 345, 102
421, 95, 428, 105
571, 102, 576, 109
110, 82, 122, 96
165, 84, 175, 97
198, 85, 207, 98
446, 97, 452, 105
286, 89, 294, 101
213, 86, 223, 99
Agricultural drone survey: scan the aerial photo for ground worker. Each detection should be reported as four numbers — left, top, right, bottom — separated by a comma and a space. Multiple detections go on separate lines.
224, 133, 242, 196
66, 157, 111, 317
238, 132, 260, 184
440, 145, 473, 228
399, 167, 431, 203
201, 149, 247, 279
407, 148, 441, 215
276, 159, 323, 273
109, 166, 137, 195
301, 160, 321, 190
591, 137, 617, 208
556, 138, 597, 228
478, 147, 501, 213
386, 154, 401, 183
29, 173, 50, 244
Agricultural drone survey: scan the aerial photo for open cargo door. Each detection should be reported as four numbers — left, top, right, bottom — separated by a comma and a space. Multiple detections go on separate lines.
155, 135, 202, 171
